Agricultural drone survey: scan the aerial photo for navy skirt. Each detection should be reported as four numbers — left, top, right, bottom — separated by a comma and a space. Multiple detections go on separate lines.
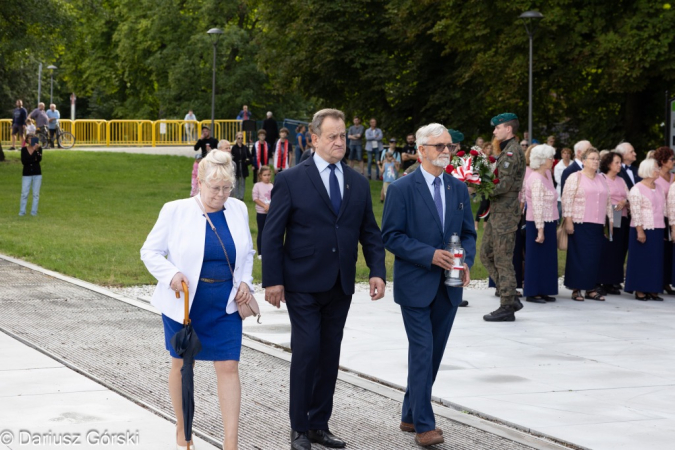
625, 227, 664, 293
564, 222, 605, 290
596, 219, 628, 285
524, 221, 559, 296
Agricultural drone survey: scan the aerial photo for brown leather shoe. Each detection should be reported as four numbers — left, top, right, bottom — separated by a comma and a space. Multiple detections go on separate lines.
400, 422, 443, 435
415, 429, 444, 446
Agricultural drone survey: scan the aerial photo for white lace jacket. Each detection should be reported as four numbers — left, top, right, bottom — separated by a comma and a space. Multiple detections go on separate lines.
561, 172, 612, 224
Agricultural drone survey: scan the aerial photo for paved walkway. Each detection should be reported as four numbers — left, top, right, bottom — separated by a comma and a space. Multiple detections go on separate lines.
239, 283, 675, 450
0, 255, 560, 450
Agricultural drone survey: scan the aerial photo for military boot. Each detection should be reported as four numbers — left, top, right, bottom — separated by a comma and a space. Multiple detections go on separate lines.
483, 305, 516, 322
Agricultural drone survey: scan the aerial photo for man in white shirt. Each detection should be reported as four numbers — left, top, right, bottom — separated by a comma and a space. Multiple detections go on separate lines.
184, 110, 197, 141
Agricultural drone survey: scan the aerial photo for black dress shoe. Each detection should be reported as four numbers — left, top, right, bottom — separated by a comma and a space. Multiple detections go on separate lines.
483, 305, 516, 322
458, 300, 469, 307
290, 430, 311, 450
542, 295, 556, 302
634, 293, 648, 301
526, 296, 547, 303
308, 429, 346, 448
648, 293, 664, 301
603, 284, 621, 295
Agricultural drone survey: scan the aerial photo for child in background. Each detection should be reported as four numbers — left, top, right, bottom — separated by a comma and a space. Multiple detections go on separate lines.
252, 166, 273, 260
24, 119, 36, 146
190, 154, 202, 197
379, 150, 399, 202
252, 129, 270, 184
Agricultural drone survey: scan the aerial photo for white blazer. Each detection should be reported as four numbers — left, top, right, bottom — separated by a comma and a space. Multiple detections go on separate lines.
140, 197, 255, 323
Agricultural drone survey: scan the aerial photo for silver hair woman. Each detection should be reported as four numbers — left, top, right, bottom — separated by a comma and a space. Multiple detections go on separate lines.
523, 144, 559, 303
141, 149, 255, 450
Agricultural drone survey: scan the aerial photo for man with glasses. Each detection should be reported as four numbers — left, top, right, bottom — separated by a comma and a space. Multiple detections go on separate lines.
231, 132, 252, 200
482, 113, 526, 322
381, 123, 476, 446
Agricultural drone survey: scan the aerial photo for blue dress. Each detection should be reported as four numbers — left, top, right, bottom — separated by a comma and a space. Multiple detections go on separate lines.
162, 212, 242, 361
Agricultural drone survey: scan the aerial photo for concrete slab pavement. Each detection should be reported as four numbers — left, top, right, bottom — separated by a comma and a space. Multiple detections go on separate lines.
242, 284, 675, 450
0, 331, 218, 450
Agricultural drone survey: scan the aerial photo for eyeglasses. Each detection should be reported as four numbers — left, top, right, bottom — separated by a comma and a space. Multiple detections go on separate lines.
521, 143, 528, 147
423, 143, 459, 152
204, 183, 234, 194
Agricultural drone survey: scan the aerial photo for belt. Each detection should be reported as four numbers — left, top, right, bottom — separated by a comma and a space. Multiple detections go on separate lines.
199, 277, 228, 283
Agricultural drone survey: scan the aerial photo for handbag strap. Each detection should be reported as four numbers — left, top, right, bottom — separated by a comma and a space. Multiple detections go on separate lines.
194, 197, 235, 279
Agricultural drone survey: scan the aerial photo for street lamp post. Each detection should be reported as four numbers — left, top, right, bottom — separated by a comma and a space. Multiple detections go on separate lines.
47, 65, 58, 105
519, 11, 543, 145
207, 28, 224, 137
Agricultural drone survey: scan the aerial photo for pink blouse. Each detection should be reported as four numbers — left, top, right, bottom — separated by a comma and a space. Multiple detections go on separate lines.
252, 182, 273, 214
667, 183, 675, 223
562, 171, 613, 225
655, 173, 674, 199
525, 172, 559, 228
629, 183, 665, 229
603, 174, 629, 218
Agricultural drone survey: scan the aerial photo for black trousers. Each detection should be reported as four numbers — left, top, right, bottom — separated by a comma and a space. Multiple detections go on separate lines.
256, 213, 267, 256
286, 276, 351, 432
48, 128, 58, 147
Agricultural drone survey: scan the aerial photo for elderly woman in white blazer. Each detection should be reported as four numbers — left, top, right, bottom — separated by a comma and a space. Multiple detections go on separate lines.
141, 150, 255, 450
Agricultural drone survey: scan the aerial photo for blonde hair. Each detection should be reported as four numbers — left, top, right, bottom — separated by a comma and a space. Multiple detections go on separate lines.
198, 150, 235, 185
257, 165, 272, 182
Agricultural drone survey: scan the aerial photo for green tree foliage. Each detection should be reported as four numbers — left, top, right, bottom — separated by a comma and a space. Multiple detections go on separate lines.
0, 0, 74, 114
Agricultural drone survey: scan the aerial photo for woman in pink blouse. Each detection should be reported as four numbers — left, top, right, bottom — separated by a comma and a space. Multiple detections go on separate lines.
561, 147, 613, 301
596, 152, 629, 295
667, 182, 675, 287
653, 146, 675, 295
624, 158, 666, 300
523, 145, 559, 303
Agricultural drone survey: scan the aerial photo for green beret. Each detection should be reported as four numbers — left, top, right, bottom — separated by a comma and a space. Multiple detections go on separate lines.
447, 129, 464, 143
490, 113, 518, 127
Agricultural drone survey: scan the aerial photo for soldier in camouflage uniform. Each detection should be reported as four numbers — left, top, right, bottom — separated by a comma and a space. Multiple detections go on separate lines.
481, 113, 526, 322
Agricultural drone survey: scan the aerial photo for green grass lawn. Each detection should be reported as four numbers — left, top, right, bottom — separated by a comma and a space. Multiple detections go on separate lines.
0, 151, 566, 286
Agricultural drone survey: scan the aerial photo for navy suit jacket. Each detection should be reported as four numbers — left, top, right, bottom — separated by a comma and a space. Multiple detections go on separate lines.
619, 164, 641, 190
560, 160, 582, 196
381, 168, 477, 308
261, 156, 386, 294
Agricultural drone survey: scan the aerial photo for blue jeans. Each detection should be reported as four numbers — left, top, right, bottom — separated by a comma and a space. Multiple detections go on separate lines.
295, 147, 304, 166
366, 150, 380, 178
20, 175, 42, 215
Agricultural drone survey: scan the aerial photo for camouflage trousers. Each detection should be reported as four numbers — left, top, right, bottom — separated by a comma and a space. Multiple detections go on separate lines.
481, 213, 519, 306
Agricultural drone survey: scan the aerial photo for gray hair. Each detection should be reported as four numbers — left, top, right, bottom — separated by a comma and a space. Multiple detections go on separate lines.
637, 158, 659, 179
529, 144, 556, 169
266, 111, 273, 118
416, 123, 447, 145
573, 140, 591, 157
310, 108, 345, 136
615, 142, 633, 155
198, 150, 235, 185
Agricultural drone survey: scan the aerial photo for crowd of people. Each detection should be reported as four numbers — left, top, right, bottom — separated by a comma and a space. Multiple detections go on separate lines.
188, 111, 675, 319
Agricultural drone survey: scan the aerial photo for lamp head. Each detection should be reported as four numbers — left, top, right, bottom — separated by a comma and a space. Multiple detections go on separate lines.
207, 28, 224, 43
519, 11, 544, 37
47, 65, 58, 70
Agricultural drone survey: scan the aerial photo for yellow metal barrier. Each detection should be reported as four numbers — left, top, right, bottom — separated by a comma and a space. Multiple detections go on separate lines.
73, 120, 107, 146
0, 118, 242, 147
199, 120, 241, 143
154, 120, 200, 145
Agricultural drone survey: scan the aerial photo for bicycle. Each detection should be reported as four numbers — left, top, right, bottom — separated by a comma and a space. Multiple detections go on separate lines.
37, 126, 76, 149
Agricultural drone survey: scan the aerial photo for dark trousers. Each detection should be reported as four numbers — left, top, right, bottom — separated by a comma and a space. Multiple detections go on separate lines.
256, 213, 267, 256
286, 278, 352, 432
48, 128, 58, 148
400, 278, 458, 433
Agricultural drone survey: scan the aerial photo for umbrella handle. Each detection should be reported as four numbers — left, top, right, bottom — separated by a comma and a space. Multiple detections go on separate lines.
174, 281, 190, 325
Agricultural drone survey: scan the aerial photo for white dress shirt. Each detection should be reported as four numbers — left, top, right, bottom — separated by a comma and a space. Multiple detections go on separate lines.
622, 163, 636, 185
419, 165, 446, 226
313, 153, 344, 200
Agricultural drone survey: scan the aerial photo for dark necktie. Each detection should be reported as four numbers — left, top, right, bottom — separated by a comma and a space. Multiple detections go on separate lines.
433, 177, 443, 227
329, 164, 342, 215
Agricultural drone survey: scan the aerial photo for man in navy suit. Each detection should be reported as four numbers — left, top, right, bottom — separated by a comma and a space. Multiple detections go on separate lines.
560, 140, 592, 195
262, 109, 386, 450
381, 123, 476, 447
616, 142, 641, 189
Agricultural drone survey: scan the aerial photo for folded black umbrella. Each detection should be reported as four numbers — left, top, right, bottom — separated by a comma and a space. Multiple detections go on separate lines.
170, 281, 202, 450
